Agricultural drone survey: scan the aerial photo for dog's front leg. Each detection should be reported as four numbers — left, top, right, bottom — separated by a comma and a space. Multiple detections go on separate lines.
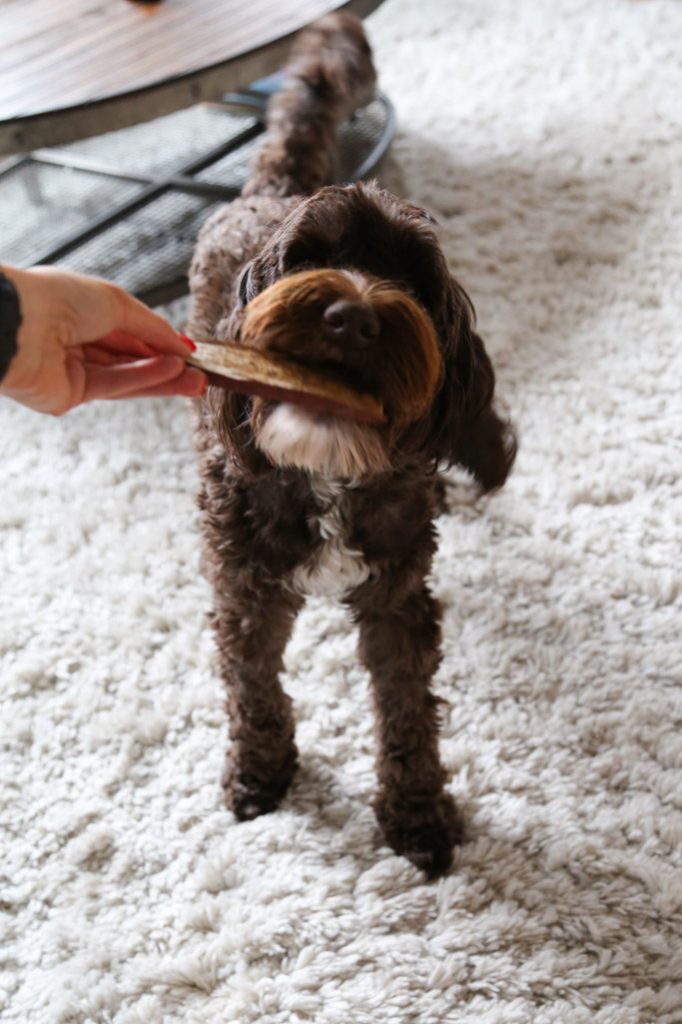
353, 584, 463, 878
212, 582, 303, 821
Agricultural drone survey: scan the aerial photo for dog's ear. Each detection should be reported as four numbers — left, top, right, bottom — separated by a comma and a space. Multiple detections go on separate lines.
420, 278, 517, 490
203, 385, 271, 477
203, 259, 273, 476
450, 328, 518, 491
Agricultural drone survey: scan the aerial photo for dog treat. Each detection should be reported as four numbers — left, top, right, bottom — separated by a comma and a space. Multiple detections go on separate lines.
186, 339, 385, 425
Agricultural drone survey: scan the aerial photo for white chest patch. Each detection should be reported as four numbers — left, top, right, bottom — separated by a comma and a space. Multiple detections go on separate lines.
291, 478, 371, 598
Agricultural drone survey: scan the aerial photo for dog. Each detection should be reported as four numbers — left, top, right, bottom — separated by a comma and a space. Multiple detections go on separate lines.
188, 12, 516, 878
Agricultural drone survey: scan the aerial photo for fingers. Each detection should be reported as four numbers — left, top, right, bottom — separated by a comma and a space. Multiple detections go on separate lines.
81, 331, 194, 371
79, 344, 137, 367
110, 287, 193, 358
83, 332, 158, 360
81, 355, 206, 403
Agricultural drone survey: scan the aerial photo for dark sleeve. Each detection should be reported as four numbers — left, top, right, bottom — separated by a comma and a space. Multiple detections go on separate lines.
0, 270, 22, 383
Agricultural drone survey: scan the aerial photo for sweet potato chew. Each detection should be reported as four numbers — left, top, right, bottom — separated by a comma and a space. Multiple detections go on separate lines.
187, 340, 386, 425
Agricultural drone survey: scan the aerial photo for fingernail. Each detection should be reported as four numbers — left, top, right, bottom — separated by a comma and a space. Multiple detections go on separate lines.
179, 332, 197, 351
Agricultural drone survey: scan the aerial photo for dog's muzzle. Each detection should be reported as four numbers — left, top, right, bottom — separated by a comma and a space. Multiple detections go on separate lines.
238, 268, 443, 479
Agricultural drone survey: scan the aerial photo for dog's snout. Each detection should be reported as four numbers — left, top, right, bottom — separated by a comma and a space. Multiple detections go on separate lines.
322, 299, 380, 347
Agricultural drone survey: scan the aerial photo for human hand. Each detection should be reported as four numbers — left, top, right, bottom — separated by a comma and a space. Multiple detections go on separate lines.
0, 266, 206, 415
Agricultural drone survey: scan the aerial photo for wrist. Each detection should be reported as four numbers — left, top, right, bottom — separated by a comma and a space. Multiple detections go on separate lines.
0, 266, 74, 397
0, 267, 22, 384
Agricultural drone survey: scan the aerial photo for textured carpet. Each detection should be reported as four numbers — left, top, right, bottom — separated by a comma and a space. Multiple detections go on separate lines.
1, 1, 681, 1021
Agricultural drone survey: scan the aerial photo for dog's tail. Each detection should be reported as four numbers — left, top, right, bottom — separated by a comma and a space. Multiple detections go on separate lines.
242, 12, 377, 198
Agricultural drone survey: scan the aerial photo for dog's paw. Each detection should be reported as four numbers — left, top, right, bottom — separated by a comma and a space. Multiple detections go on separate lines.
222, 749, 297, 821
375, 789, 464, 879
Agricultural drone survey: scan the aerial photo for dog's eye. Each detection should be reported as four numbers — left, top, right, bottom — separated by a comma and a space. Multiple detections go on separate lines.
419, 209, 439, 226
289, 259, 317, 274
236, 262, 255, 307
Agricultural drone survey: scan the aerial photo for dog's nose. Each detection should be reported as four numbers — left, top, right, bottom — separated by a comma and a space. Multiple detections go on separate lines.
322, 299, 380, 347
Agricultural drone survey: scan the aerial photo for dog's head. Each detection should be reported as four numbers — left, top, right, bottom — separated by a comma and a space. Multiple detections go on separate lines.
209, 182, 516, 486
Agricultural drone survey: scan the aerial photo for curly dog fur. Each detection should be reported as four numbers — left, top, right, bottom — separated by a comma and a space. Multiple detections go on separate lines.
188, 12, 516, 878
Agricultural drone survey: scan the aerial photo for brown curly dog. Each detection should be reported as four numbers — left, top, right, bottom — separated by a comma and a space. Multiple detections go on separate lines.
188, 11, 516, 878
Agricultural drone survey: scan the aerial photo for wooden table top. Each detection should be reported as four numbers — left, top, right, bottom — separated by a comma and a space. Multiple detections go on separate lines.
0, 0, 382, 155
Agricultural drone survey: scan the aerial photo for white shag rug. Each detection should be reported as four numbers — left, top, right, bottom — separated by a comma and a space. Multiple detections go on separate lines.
1, 1, 681, 1021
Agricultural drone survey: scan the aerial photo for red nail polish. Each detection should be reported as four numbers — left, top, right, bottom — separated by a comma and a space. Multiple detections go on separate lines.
179, 332, 197, 351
